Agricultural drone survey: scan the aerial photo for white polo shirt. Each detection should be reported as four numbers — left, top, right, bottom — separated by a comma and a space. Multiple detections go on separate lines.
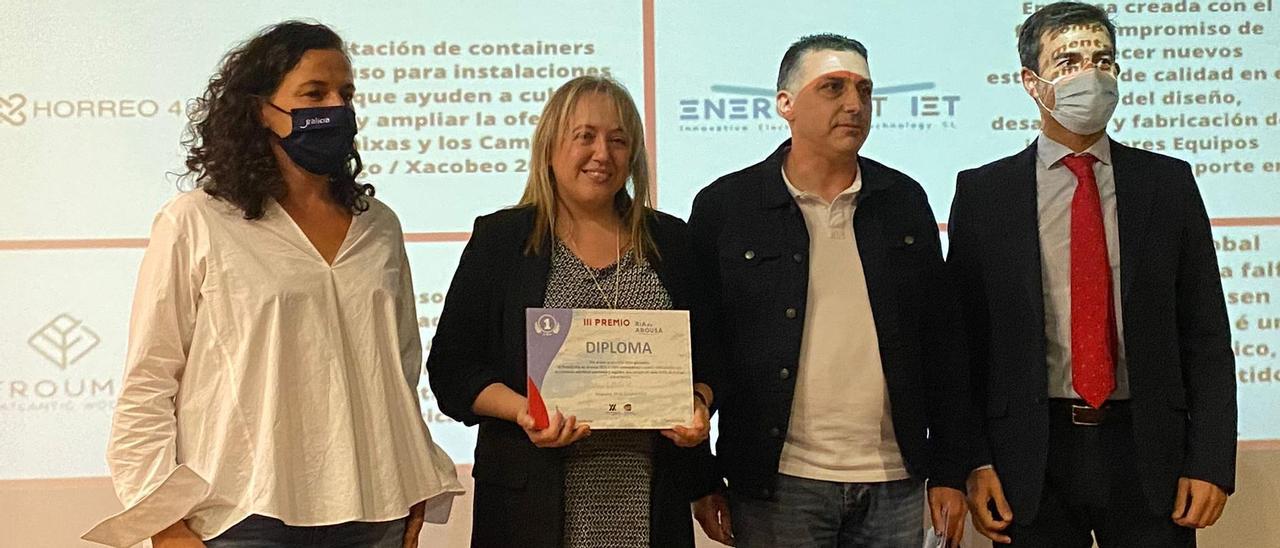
776, 163, 909, 483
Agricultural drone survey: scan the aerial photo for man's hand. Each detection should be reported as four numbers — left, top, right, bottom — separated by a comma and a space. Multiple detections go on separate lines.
1172, 477, 1227, 529
662, 397, 711, 448
928, 486, 967, 547
966, 467, 1013, 544
693, 492, 734, 545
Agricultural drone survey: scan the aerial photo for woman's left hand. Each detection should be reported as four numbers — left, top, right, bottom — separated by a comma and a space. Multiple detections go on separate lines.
661, 396, 711, 447
402, 500, 425, 548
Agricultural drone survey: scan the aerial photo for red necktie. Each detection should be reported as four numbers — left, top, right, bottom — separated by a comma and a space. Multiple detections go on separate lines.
1062, 153, 1115, 409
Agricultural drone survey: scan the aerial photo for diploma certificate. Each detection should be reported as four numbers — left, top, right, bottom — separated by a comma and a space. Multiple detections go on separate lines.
526, 308, 692, 429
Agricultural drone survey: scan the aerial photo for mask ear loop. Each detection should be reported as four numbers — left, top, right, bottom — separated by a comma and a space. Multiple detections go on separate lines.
259, 98, 294, 139
1029, 65, 1115, 112
1029, 70, 1060, 113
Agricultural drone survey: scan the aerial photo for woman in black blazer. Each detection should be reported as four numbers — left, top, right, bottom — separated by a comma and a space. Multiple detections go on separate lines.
426, 76, 719, 548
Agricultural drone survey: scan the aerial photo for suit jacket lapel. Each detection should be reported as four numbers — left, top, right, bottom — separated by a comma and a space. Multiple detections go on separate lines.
1008, 144, 1047, 338
646, 218, 688, 311
514, 212, 551, 311
1110, 139, 1153, 300
518, 252, 550, 309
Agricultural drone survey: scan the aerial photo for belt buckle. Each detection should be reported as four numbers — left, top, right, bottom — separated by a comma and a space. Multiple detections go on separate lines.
1071, 404, 1104, 426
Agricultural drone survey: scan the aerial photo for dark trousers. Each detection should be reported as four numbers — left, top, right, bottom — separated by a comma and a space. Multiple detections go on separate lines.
205, 514, 406, 548
1008, 400, 1194, 547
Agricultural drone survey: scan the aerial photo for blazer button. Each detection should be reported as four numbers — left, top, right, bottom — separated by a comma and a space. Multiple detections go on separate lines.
785, 307, 797, 319
769, 427, 781, 438
744, 250, 756, 260
779, 368, 791, 380
792, 253, 803, 263
904, 235, 915, 245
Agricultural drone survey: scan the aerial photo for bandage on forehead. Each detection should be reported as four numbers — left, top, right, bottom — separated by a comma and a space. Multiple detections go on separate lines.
791, 51, 870, 93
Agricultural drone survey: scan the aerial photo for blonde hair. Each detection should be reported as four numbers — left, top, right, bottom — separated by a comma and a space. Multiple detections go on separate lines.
518, 76, 657, 262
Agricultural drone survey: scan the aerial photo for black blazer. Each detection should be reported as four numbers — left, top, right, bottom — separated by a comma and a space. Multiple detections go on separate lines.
426, 205, 717, 548
947, 140, 1237, 521
687, 141, 972, 500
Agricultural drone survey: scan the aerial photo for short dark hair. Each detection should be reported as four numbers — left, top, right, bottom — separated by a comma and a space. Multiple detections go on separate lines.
777, 33, 868, 91
1018, 2, 1117, 74
182, 20, 372, 220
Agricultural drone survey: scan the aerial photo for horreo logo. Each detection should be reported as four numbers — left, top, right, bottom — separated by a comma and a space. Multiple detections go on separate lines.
0, 93, 27, 126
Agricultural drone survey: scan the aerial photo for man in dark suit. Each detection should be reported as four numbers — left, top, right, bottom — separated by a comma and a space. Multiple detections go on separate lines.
950, 3, 1237, 546
687, 34, 970, 547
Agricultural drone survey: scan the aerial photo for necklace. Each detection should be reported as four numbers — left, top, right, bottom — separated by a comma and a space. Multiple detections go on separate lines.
558, 222, 622, 309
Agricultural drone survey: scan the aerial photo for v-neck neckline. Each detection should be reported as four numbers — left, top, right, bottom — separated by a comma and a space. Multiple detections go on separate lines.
556, 238, 630, 273
270, 198, 359, 267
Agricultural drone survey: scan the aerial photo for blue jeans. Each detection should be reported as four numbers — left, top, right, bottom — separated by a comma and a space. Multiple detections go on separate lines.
729, 474, 924, 548
204, 514, 407, 548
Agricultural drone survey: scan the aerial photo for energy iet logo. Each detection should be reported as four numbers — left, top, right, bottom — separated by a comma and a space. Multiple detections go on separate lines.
28, 314, 101, 370
677, 82, 960, 133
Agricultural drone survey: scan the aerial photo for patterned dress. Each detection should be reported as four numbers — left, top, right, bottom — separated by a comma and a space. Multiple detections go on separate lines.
545, 238, 672, 548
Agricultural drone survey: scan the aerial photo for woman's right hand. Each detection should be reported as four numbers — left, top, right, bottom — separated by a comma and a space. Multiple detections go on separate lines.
472, 383, 590, 447
516, 408, 590, 448
152, 520, 205, 548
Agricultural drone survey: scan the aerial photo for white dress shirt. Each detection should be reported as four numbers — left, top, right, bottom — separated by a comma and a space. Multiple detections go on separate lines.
1036, 134, 1130, 400
83, 192, 463, 547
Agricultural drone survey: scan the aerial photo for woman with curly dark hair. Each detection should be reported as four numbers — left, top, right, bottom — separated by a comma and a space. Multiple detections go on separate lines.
83, 21, 462, 548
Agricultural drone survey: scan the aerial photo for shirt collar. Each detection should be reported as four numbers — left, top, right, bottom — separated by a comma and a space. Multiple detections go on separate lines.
1037, 133, 1112, 169
781, 161, 863, 203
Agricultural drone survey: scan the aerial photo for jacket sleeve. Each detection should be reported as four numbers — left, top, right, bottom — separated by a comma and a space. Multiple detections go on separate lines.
687, 186, 731, 413
667, 214, 727, 497
426, 216, 506, 426
918, 191, 975, 491
686, 186, 734, 490
1172, 163, 1237, 494
946, 172, 995, 472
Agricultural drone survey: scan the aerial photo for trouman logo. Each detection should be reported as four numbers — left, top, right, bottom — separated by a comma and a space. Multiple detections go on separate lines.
677, 82, 960, 131
28, 314, 101, 370
0, 93, 27, 126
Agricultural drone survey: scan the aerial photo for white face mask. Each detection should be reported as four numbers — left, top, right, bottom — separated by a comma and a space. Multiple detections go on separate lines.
1033, 68, 1118, 134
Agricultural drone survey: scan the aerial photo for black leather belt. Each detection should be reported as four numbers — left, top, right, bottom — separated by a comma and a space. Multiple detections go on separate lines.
1050, 398, 1129, 426
1071, 404, 1106, 426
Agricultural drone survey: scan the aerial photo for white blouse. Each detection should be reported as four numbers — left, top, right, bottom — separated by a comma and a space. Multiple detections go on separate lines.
83, 192, 463, 547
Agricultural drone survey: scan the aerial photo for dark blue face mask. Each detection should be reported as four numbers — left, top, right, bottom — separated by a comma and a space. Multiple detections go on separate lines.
268, 103, 358, 176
